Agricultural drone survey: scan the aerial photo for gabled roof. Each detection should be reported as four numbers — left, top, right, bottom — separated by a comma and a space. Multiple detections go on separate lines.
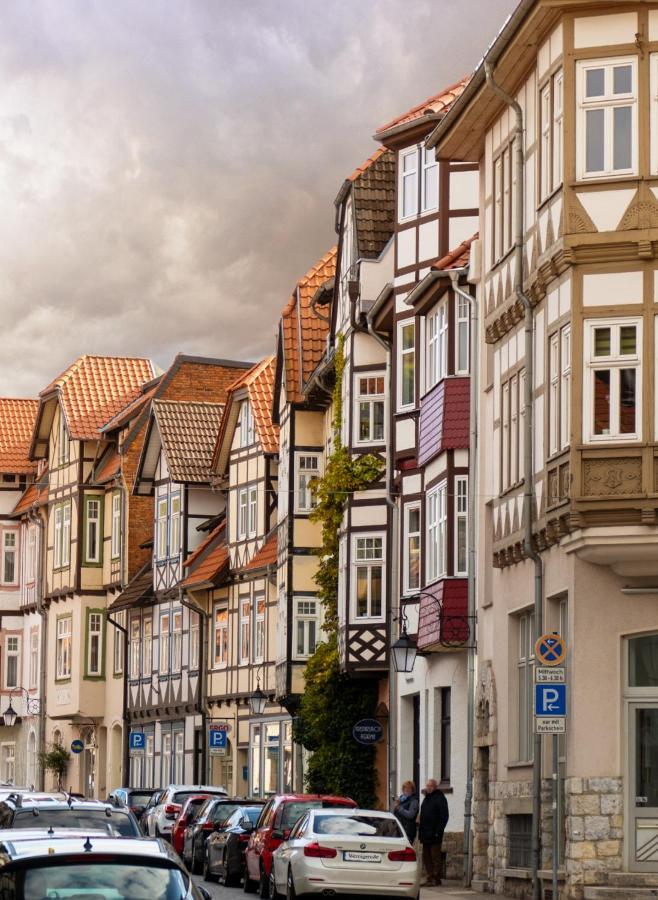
31, 355, 155, 458
375, 77, 470, 143
137, 399, 224, 490
0, 399, 39, 474
240, 532, 277, 573
277, 248, 337, 405
11, 470, 49, 517
181, 524, 229, 590
212, 357, 279, 475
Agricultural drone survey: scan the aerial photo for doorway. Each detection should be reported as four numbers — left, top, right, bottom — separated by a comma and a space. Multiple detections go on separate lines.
627, 634, 658, 871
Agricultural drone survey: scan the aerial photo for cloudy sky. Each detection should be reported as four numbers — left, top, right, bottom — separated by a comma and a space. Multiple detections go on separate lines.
0, 0, 514, 396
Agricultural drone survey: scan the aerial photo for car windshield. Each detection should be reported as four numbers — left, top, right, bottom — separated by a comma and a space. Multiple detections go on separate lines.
14, 809, 138, 836
314, 814, 403, 838
13, 861, 187, 899
243, 807, 263, 825
128, 793, 153, 806
185, 801, 206, 822
280, 801, 324, 829
209, 803, 241, 824
172, 791, 222, 807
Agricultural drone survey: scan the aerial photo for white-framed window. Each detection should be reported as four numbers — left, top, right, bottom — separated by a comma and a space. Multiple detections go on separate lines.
296, 454, 320, 513
549, 324, 571, 456
190, 613, 199, 670
213, 604, 229, 668
111, 493, 121, 559
2, 531, 17, 585
56, 616, 72, 680
403, 503, 421, 595
238, 488, 248, 538
5, 636, 19, 689
26, 526, 36, 582
516, 609, 535, 762
553, 71, 564, 191
399, 147, 419, 220
492, 143, 514, 263
54, 507, 62, 569
427, 304, 448, 390
144, 733, 154, 789
421, 145, 439, 213
62, 504, 71, 567
540, 70, 564, 201
248, 486, 257, 536
29, 630, 38, 689
171, 609, 182, 673
584, 318, 641, 441
355, 375, 385, 444
87, 611, 103, 676
253, 595, 265, 662
239, 598, 251, 663
58, 413, 70, 465
157, 498, 168, 560
169, 495, 181, 557
501, 372, 525, 491
174, 731, 184, 783
456, 293, 470, 375
337, 534, 348, 624
577, 57, 637, 180
85, 497, 101, 564
353, 535, 385, 620
398, 320, 416, 410
159, 612, 170, 675
143, 615, 152, 676
239, 401, 255, 447
161, 732, 171, 786
295, 597, 320, 658
1, 744, 15, 784
427, 482, 447, 583
130, 617, 140, 680
455, 476, 468, 576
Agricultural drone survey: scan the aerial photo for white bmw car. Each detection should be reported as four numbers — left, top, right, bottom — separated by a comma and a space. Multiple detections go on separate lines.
271, 807, 420, 899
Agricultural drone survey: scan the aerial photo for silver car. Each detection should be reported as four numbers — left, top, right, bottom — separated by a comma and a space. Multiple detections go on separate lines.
145, 783, 227, 839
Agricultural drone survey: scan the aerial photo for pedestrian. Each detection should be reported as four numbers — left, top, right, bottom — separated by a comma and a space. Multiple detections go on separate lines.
393, 780, 419, 843
418, 777, 449, 887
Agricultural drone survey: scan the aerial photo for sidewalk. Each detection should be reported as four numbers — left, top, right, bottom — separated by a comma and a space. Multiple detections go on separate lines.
421, 884, 513, 899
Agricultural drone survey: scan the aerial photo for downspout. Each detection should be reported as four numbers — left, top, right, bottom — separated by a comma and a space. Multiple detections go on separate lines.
448, 268, 478, 888
365, 292, 398, 810
29, 509, 47, 790
485, 61, 543, 900
178, 589, 208, 783
106, 610, 129, 786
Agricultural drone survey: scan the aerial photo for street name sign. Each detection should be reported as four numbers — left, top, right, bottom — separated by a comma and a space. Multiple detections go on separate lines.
352, 719, 384, 745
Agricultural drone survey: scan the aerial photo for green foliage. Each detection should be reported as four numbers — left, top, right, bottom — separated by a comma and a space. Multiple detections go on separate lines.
293, 637, 379, 808
39, 743, 70, 790
295, 334, 384, 806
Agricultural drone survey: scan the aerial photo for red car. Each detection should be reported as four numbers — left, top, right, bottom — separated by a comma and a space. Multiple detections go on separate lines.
171, 795, 212, 856
243, 793, 356, 897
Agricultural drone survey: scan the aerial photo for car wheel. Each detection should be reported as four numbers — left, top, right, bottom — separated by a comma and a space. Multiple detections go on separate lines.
203, 855, 217, 884
286, 868, 300, 900
269, 870, 281, 900
243, 866, 257, 893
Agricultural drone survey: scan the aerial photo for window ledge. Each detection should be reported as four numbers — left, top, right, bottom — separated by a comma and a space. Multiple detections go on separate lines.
571, 174, 639, 189
507, 760, 533, 769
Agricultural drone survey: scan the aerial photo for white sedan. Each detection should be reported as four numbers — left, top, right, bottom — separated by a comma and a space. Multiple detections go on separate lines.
271, 807, 420, 899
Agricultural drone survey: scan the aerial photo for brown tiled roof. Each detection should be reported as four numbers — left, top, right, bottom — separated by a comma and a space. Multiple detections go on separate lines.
375, 77, 470, 138
241, 532, 277, 572
351, 149, 396, 259
154, 399, 224, 484
40, 355, 155, 440
101, 381, 161, 433
432, 233, 478, 271
181, 525, 229, 589
108, 562, 154, 611
281, 248, 337, 403
11, 475, 48, 516
93, 448, 120, 484
0, 399, 39, 474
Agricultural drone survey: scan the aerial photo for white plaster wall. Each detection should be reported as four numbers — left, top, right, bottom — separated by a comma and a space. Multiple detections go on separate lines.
396, 418, 416, 452
397, 229, 416, 269
360, 241, 394, 304
574, 12, 638, 48
450, 170, 479, 211
582, 270, 643, 307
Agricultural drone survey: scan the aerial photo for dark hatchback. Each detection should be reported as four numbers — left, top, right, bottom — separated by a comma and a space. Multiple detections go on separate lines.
183, 797, 259, 874
204, 805, 263, 887
0, 799, 141, 836
107, 787, 159, 822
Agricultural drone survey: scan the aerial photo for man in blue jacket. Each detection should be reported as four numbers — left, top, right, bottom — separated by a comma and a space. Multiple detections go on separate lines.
418, 778, 449, 886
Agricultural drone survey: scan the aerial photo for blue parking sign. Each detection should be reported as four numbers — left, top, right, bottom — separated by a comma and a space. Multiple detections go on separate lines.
209, 729, 227, 750
129, 732, 145, 751
534, 683, 566, 717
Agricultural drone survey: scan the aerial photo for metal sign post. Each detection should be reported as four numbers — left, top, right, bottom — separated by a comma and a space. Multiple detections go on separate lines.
534, 633, 566, 900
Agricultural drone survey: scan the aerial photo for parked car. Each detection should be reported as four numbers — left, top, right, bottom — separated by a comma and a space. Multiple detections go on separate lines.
244, 793, 356, 897
145, 784, 227, 840
172, 795, 211, 857
183, 796, 257, 874
270, 807, 419, 899
141, 788, 166, 835
108, 786, 160, 822
204, 804, 263, 886
0, 795, 141, 835
0, 832, 212, 899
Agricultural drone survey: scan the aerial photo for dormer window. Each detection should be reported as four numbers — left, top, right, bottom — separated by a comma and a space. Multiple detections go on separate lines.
239, 402, 255, 447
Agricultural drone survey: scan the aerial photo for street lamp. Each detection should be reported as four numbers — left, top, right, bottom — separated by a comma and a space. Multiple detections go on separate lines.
391, 624, 418, 674
249, 667, 268, 717
1, 688, 40, 727
2, 701, 17, 728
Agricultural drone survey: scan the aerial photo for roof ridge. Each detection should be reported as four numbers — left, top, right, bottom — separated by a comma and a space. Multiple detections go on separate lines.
375, 76, 471, 136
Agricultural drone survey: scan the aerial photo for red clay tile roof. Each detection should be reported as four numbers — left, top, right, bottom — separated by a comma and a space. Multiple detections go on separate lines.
183, 523, 224, 570
432, 233, 478, 271
93, 448, 120, 485
101, 381, 161, 433
0, 399, 39, 474
241, 532, 277, 572
375, 77, 470, 138
281, 248, 337, 403
181, 526, 229, 589
154, 399, 225, 483
11, 476, 48, 516
40, 355, 155, 440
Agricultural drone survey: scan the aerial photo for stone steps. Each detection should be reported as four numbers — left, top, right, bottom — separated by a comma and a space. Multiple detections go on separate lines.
583, 888, 658, 899
609, 872, 658, 887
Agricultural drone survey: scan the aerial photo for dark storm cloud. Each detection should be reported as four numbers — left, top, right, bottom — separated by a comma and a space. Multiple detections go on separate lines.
0, 0, 514, 395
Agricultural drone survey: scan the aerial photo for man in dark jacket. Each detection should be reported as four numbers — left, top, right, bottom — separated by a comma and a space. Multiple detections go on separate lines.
418, 778, 449, 886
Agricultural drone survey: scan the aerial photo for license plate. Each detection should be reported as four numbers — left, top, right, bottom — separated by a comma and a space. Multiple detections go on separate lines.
343, 851, 381, 863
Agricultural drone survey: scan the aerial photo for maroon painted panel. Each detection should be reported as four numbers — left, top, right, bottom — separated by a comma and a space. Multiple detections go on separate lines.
417, 578, 468, 651
417, 377, 470, 468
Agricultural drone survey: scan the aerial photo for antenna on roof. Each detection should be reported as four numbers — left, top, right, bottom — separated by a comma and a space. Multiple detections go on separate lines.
47, 826, 54, 835
83, 836, 93, 852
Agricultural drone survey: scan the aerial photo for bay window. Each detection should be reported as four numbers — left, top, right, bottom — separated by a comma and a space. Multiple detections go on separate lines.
296, 454, 320, 512
86, 611, 103, 676
584, 318, 640, 441
427, 304, 448, 390
398, 320, 416, 409
356, 375, 385, 444
84, 496, 102, 564
403, 503, 421, 595
399, 147, 419, 220
427, 482, 447, 583
295, 597, 320, 658
2, 531, 17, 585
353, 535, 385, 620
56, 616, 72, 680
577, 58, 637, 179
5, 636, 18, 689
213, 604, 229, 667
455, 477, 468, 576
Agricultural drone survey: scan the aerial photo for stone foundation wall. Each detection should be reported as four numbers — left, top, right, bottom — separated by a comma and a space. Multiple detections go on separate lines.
443, 830, 464, 881
564, 776, 623, 899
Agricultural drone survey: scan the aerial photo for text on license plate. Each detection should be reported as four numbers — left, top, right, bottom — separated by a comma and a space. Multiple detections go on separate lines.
343, 851, 381, 863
